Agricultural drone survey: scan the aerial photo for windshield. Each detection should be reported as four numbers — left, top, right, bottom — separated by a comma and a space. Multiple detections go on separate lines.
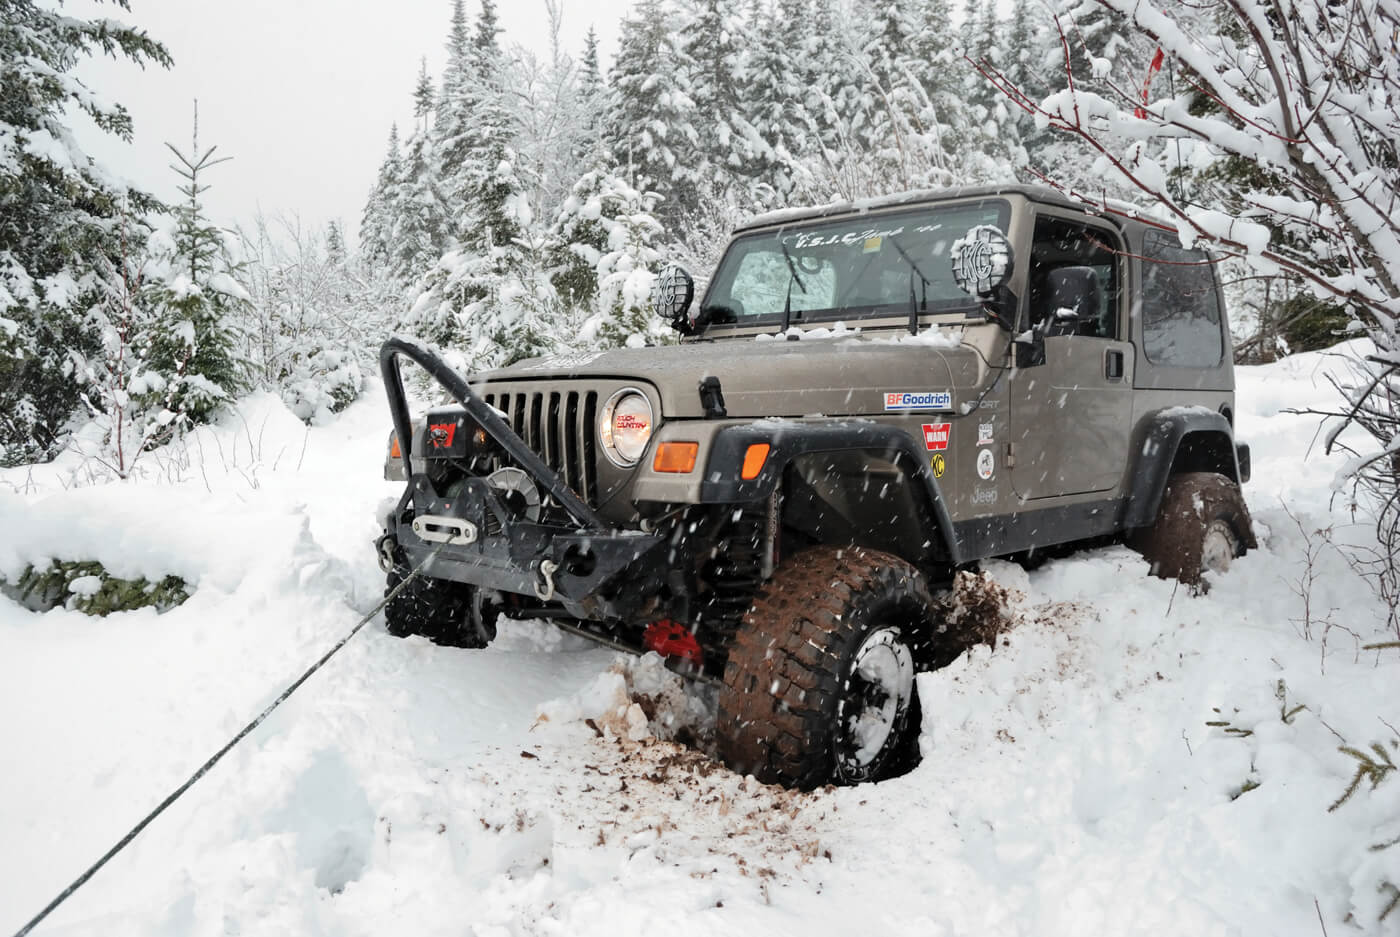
700, 199, 1010, 328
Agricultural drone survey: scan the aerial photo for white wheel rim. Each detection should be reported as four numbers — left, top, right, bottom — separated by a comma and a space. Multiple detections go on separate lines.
1201, 519, 1239, 575
838, 627, 915, 778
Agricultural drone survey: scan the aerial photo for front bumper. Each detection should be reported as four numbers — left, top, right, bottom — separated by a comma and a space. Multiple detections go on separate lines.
380, 337, 664, 619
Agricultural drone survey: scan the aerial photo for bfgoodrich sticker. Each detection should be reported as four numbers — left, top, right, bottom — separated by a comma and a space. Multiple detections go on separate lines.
885, 390, 953, 411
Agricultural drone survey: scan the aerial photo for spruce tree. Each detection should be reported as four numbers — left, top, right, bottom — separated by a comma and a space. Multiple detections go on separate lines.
389, 61, 450, 285
141, 114, 249, 429
0, 0, 171, 463
607, 0, 694, 226
359, 123, 401, 274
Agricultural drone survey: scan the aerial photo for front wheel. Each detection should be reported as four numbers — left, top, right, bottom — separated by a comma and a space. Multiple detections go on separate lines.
1131, 472, 1255, 587
716, 546, 933, 790
384, 562, 498, 648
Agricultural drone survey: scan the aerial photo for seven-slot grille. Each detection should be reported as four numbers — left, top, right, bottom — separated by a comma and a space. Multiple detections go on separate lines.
482, 388, 600, 505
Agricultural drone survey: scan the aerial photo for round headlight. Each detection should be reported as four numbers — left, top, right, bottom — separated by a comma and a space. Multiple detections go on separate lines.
600, 389, 654, 466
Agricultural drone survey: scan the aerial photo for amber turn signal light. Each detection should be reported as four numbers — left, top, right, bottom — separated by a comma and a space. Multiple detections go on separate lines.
741, 443, 770, 480
653, 441, 699, 473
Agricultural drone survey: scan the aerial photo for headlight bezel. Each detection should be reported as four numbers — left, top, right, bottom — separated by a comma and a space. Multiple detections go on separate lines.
599, 388, 655, 467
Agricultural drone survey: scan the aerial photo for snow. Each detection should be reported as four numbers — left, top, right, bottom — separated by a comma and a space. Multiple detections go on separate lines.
2, 348, 1399, 936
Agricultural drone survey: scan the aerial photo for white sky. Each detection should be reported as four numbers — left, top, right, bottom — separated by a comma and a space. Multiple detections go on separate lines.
69, 0, 635, 241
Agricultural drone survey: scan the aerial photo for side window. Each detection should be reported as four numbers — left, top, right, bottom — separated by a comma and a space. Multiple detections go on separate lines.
1141, 230, 1224, 367
1027, 216, 1122, 339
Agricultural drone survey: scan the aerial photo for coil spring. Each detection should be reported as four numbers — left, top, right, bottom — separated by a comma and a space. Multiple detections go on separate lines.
697, 506, 767, 653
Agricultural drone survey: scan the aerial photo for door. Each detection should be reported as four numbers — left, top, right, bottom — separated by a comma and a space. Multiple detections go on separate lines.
1010, 213, 1133, 500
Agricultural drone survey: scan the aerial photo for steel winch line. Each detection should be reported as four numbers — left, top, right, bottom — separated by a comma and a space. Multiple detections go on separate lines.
10, 543, 446, 937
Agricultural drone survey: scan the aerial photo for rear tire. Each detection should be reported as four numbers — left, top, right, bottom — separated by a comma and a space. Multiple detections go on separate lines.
716, 545, 934, 790
1132, 471, 1255, 587
384, 564, 497, 648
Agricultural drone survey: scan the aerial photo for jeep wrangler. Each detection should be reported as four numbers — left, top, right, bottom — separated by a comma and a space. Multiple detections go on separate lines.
377, 184, 1254, 790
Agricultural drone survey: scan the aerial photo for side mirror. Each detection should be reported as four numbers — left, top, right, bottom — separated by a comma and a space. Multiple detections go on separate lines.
951, 225, 1014, 297
651, 265, 695, 328
1042, 266, 1101, 337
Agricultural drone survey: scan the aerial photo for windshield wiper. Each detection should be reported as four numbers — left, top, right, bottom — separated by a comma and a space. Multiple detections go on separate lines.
889, 235, 931, 334
779, 240, 807, 332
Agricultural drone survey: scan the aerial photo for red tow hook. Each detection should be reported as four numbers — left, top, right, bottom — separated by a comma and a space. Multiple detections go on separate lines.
642, 619, 704, 666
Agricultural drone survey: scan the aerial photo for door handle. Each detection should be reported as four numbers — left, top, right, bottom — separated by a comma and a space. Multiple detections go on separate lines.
1105, 349, 1124, 380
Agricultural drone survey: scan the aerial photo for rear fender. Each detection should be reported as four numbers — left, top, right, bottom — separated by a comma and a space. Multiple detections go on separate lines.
1123, 409, 1245, 530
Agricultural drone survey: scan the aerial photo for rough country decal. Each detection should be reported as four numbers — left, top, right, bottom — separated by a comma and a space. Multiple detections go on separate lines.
885, 390, 953, 411
922, 422, 951, 451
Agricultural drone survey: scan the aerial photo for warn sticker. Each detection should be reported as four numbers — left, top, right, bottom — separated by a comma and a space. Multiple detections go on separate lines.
922, 422, 950, 451
885, 390, 953, 411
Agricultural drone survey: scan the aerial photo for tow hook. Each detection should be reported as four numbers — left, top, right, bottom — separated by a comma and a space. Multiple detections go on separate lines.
376, 534, 398, 574
533, 558, 558, 601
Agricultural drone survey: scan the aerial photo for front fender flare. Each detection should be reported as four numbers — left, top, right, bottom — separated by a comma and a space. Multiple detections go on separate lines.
697, 420, 964, 566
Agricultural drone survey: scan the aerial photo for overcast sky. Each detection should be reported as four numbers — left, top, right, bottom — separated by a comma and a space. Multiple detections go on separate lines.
69, 0, 636, 241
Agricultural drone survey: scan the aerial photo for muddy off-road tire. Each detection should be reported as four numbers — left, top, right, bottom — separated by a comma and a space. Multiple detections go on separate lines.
716, 546, 934, 790
384, 566, 498, 648
1132, 471, 1256, 587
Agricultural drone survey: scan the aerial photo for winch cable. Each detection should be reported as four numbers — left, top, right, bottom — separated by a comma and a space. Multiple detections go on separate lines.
10, 541, 446, 937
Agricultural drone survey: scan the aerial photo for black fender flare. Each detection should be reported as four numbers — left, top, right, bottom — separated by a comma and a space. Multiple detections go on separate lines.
697, 420, 964, 566
1122, 409, 1246, 530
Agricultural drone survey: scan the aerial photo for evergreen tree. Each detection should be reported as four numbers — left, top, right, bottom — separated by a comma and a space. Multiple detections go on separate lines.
607, 0, 694, 226
389, 61, 449, 284
140, 116, 250, 429
359, 123, 401, 274
0, 0, 171, 463
741, 0, 813, 202
675, 0, 770, 210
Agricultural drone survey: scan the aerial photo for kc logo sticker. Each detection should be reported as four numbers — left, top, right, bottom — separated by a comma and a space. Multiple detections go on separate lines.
922, 422, 950, 451
930, 453, 946, 478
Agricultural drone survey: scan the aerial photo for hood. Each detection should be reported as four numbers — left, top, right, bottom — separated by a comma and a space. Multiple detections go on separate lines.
475, 331, 986, 419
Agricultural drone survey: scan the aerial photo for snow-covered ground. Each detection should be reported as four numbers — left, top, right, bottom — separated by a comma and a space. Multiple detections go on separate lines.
2, 345, 1398, 936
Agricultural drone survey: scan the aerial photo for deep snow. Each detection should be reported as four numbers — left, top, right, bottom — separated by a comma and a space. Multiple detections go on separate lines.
2, 344, 1398, 936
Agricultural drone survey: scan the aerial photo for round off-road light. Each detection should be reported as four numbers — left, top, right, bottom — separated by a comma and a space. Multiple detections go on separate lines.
600, 389, 654, 466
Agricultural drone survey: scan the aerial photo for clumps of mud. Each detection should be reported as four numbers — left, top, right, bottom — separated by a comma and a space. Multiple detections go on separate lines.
535, 651, 718, 751
933, 568, 1022, 656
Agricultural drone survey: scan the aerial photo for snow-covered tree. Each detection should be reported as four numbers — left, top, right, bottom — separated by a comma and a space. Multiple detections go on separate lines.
360, 124, 402, 275
389, 61, 450, 285
0, 0, 171, 463
548, 169, 664, 346
607, 0, 694, 224
140, 119, 250, 430
237, 215, 386, 423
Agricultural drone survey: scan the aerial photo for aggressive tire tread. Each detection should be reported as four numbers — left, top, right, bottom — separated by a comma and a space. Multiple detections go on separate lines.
716, 545, 934, 790
1132, 471, 1256, 586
